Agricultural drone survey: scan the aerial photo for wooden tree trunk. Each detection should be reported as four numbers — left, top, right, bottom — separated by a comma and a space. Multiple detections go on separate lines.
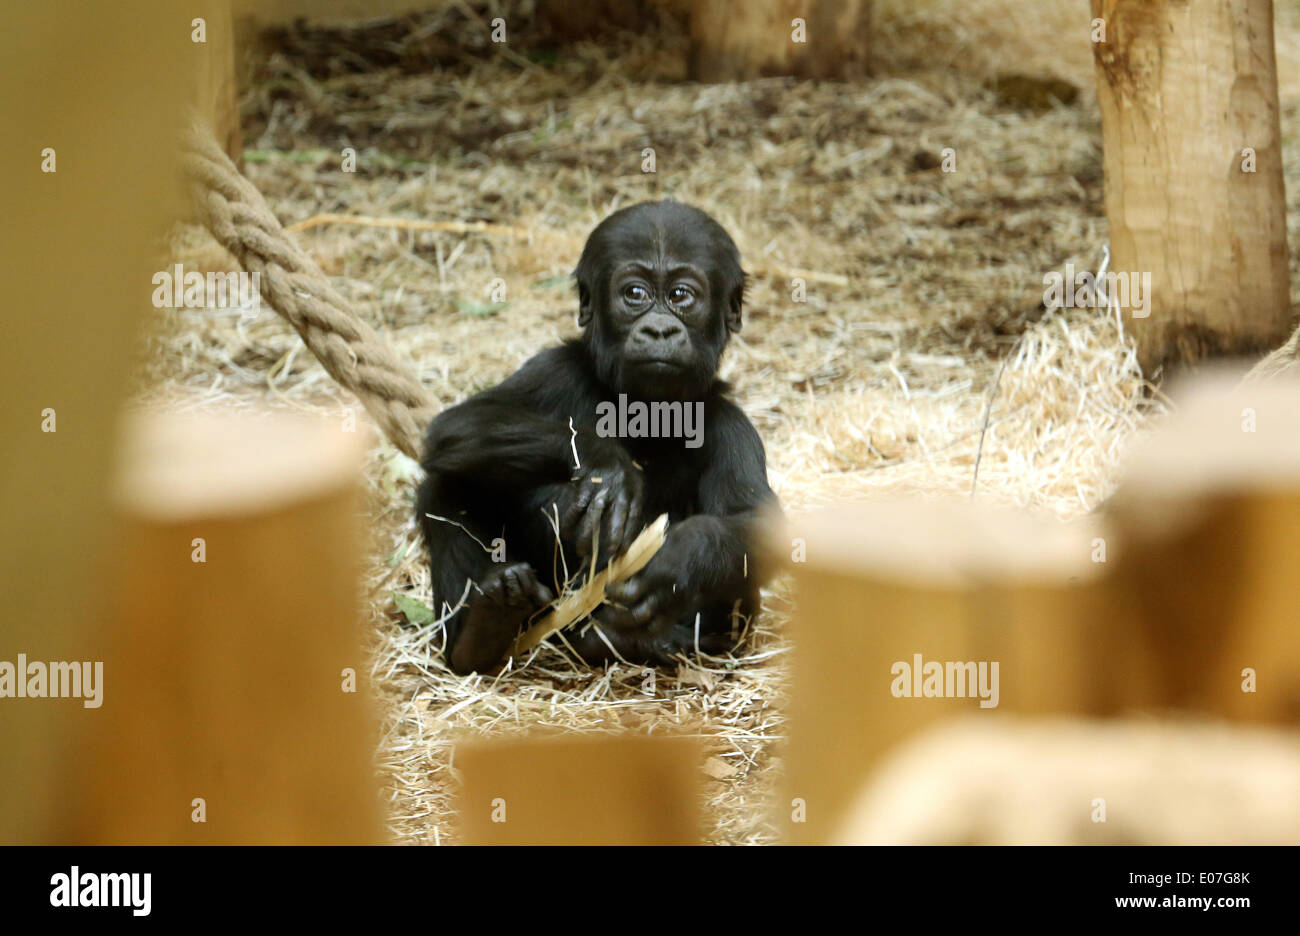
690, 0, 872, 81
1092, 0, 1291, 373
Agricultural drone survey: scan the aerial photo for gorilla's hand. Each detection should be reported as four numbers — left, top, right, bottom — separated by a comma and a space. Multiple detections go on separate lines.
604, 515, 718, 627
560, 443, 646, 564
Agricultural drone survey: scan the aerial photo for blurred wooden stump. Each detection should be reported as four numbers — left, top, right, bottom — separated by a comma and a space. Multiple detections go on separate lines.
69, 408, 383, 844
456, 734, 701, 845
690, 0, 871, 81
771, 501, 1105, 844
0, 1, 187, 845
1106, 371, 1300, 723
835, 716, 1300, 845
195, 0, 243, 169
776, 371, 1300, 843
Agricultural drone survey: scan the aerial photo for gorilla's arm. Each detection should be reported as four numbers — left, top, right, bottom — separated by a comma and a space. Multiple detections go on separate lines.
605, 399, 778, 622
421, 348, 585, 489
420, 346, 646, 559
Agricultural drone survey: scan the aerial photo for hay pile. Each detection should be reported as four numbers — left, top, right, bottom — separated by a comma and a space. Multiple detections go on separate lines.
136, 0, 1300, 843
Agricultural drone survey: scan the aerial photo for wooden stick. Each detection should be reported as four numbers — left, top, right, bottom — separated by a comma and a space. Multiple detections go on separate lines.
512, 514, 668, 656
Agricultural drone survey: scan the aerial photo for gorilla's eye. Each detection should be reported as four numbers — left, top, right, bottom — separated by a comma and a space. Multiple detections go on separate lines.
623, 283, 651, 306
668, 284, 695, 308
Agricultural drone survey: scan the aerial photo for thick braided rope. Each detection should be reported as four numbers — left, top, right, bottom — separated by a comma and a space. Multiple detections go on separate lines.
181, 124, 436, 460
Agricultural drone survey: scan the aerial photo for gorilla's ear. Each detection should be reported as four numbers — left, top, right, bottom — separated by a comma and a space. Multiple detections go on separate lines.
725, 271, 746, 334
576, 275, 593, 328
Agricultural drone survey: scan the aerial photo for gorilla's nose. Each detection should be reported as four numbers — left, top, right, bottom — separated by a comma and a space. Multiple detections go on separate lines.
632, 312, 687, 348
639, 321, 683, 340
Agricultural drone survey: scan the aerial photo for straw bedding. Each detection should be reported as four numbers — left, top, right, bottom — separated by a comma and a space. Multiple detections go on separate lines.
137, 0, 1300, 843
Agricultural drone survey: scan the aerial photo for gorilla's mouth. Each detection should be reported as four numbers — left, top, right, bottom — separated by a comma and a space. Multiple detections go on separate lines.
622, 359, 696, 400
626, 354, 690, 371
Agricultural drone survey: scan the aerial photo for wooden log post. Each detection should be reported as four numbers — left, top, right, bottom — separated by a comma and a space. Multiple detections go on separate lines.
770, 502, 1108, 845
0, 2, 187, 845
689, 0, 872, 81
456, 734, 702, 845
1105, 370, 1300, 724
67, 410, 383, 844
196, 0, 244, 169
834, 717, 1300, 845
1091, 0, 1291, 373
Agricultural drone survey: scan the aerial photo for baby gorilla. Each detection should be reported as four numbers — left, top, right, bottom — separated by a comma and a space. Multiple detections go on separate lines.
417, 200, 779, 673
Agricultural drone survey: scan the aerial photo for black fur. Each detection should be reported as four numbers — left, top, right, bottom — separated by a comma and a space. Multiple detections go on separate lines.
417, 201, 778, 673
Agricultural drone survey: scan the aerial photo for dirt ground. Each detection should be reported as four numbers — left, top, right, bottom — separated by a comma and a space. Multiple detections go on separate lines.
143, 0, 1300, 843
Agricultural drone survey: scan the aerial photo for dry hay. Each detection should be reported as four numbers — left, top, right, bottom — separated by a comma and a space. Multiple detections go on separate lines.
132, 1, 1300, 843
511, 514, 669, 656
